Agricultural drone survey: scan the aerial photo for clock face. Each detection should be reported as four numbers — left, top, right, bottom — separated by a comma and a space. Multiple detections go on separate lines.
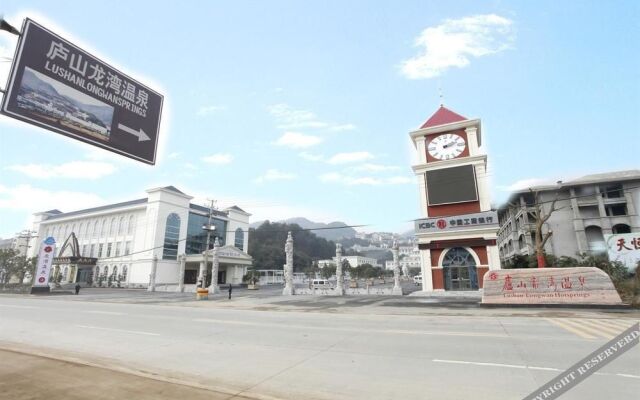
427, 133, 466, 160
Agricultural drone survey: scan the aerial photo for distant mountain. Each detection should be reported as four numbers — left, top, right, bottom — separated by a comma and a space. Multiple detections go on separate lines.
250, 217, 356, 241
21, 69, 59, 97
21, 69, 113, 127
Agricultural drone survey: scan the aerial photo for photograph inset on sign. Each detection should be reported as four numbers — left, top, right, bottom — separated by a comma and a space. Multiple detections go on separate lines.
16, 67, 114, 141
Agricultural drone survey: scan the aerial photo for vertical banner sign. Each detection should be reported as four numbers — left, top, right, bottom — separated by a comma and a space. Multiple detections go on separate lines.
1, 18, 163, 164
34, 237, 56, 287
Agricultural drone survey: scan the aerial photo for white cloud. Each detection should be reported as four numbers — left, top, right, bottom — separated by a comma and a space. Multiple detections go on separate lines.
329, 124, 357, 132
352, 163, 401, 172
319, 172, 412, 186
201, 153, 234, 164
267, 103, 355, 131
5, 161, 117, 180
254, 169, 297, 184
400, 14, 515, 79
274, 132, 323, 149
328, 151, 374, 164
196, 105, 227, 116
298, 152, 325, 162
167, 151, 181, 159
0, 184, 105, 213
183, 162, 199, 170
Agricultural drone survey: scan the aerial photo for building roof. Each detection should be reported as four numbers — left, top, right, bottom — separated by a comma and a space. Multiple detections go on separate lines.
44, 198, 148, 221
227, 205, 247, 213
420, 105, 467, 129
562, 170, 640, 186
189, 203, 228, 217
162, 185, 186, 195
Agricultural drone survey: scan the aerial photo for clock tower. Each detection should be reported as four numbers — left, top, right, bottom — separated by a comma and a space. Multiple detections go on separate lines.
410, 105, 500, 292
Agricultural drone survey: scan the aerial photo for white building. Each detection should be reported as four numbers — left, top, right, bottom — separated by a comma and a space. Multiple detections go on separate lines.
385, 244, 421, 271
318, 255, 381, 268
28, 186, 252, 289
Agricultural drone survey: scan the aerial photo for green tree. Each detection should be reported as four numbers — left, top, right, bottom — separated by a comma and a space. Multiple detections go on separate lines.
320, 265, 336, 279
0, 249, 19, 284
248, 221, 336, 270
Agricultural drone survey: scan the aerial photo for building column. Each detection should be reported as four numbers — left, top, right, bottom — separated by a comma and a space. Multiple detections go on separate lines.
488, 245, 501, 270
420, 249, 433, 292
476, 163, 491, 211
177, 254, 186, 292
147, 255, 157, 292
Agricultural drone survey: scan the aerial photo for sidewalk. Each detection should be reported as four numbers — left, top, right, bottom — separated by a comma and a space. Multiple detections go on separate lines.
0, 349, 256, 400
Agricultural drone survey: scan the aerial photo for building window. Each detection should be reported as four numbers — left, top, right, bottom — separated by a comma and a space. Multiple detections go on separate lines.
98, 243, 104, 258
82, 244, 88, 256
235, 228, 244, 251
163, 213, 181, 260
612, 224, 631, 234
90, 244, 95, 257
115, 242, 121, 257
127, 215, 135, 235
185, 212, 227, 254
106, 243, 112, 257
100, 220, 106, 235
124, 241, 131, 255
109, 218, 116, 236
118, 216, 125, 235
121, 265, 128, 283
605, 204, 627, 217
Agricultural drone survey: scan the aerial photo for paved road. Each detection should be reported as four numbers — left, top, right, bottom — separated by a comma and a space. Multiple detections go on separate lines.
0, 295, 638, 400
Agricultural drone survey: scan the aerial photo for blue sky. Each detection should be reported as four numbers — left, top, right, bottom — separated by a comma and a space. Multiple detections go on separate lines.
1, 1, 639, 238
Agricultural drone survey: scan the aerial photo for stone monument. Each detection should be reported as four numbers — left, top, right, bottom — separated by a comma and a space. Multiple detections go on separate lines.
392, 240, 403, 295
335, 243, 344, 295
282, 232, 295, 295
482, 267, 623, 305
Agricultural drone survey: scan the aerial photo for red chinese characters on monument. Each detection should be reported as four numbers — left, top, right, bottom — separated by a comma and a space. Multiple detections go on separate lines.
500, 273, 587, 294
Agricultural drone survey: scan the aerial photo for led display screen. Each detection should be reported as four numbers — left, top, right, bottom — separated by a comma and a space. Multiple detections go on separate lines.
426, 165, 478, 205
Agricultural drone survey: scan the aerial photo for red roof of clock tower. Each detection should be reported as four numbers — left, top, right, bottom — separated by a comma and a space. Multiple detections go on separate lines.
420, 105, 467, 129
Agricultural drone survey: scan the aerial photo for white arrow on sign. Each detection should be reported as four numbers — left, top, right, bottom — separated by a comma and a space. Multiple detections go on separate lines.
118, 123, 150, 142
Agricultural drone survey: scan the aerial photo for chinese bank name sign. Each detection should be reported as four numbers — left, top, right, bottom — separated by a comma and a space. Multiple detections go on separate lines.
415, 211, 499, 233
1, 19, 163, 165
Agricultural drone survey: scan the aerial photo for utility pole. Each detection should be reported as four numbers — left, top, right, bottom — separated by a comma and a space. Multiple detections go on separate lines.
200, 200, 216, 289
16, 230, 37, 259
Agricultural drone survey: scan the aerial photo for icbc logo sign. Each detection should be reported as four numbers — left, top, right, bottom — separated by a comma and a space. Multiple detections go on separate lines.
38, 277, 45, 283
489, 272, 498, 281
436, 219, 447, 229
44, 246, 53, 253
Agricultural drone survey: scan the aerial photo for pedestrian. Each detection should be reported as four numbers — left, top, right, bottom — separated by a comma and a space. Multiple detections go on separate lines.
74, 283, 81, 295
228, 284, 232, 300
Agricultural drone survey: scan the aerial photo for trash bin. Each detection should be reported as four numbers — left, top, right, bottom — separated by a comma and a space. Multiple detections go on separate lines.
196, 288, 209, 300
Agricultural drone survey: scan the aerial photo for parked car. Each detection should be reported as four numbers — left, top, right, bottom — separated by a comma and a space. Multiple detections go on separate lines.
311, 279, 331, 289
413, 275, 422, 285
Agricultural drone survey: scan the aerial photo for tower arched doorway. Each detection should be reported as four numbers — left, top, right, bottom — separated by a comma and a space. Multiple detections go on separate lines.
442, 247, 478, 291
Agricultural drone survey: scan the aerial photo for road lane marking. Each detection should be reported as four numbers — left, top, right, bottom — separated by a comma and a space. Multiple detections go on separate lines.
579, 319, 626, 337
0, 304, 37, 309
546, 318, 597, 339
83, 311, 126, 316
617, 373, 640, 379
433, 359, 526, 369
432, 359, 638, 380
193, 318, 508, 338
75, 325, 159, 336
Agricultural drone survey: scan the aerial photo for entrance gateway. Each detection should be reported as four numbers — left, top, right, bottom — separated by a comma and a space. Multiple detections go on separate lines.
410, 106, 501, 292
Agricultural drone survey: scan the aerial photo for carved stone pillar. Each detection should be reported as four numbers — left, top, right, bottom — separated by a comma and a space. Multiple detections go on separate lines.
209, 238, 220, 294
392, 241, 403, 295
177, 254, 186, 292
282, 232, 294, 295
147, 255, 157, 292
335, 243, 344, 295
